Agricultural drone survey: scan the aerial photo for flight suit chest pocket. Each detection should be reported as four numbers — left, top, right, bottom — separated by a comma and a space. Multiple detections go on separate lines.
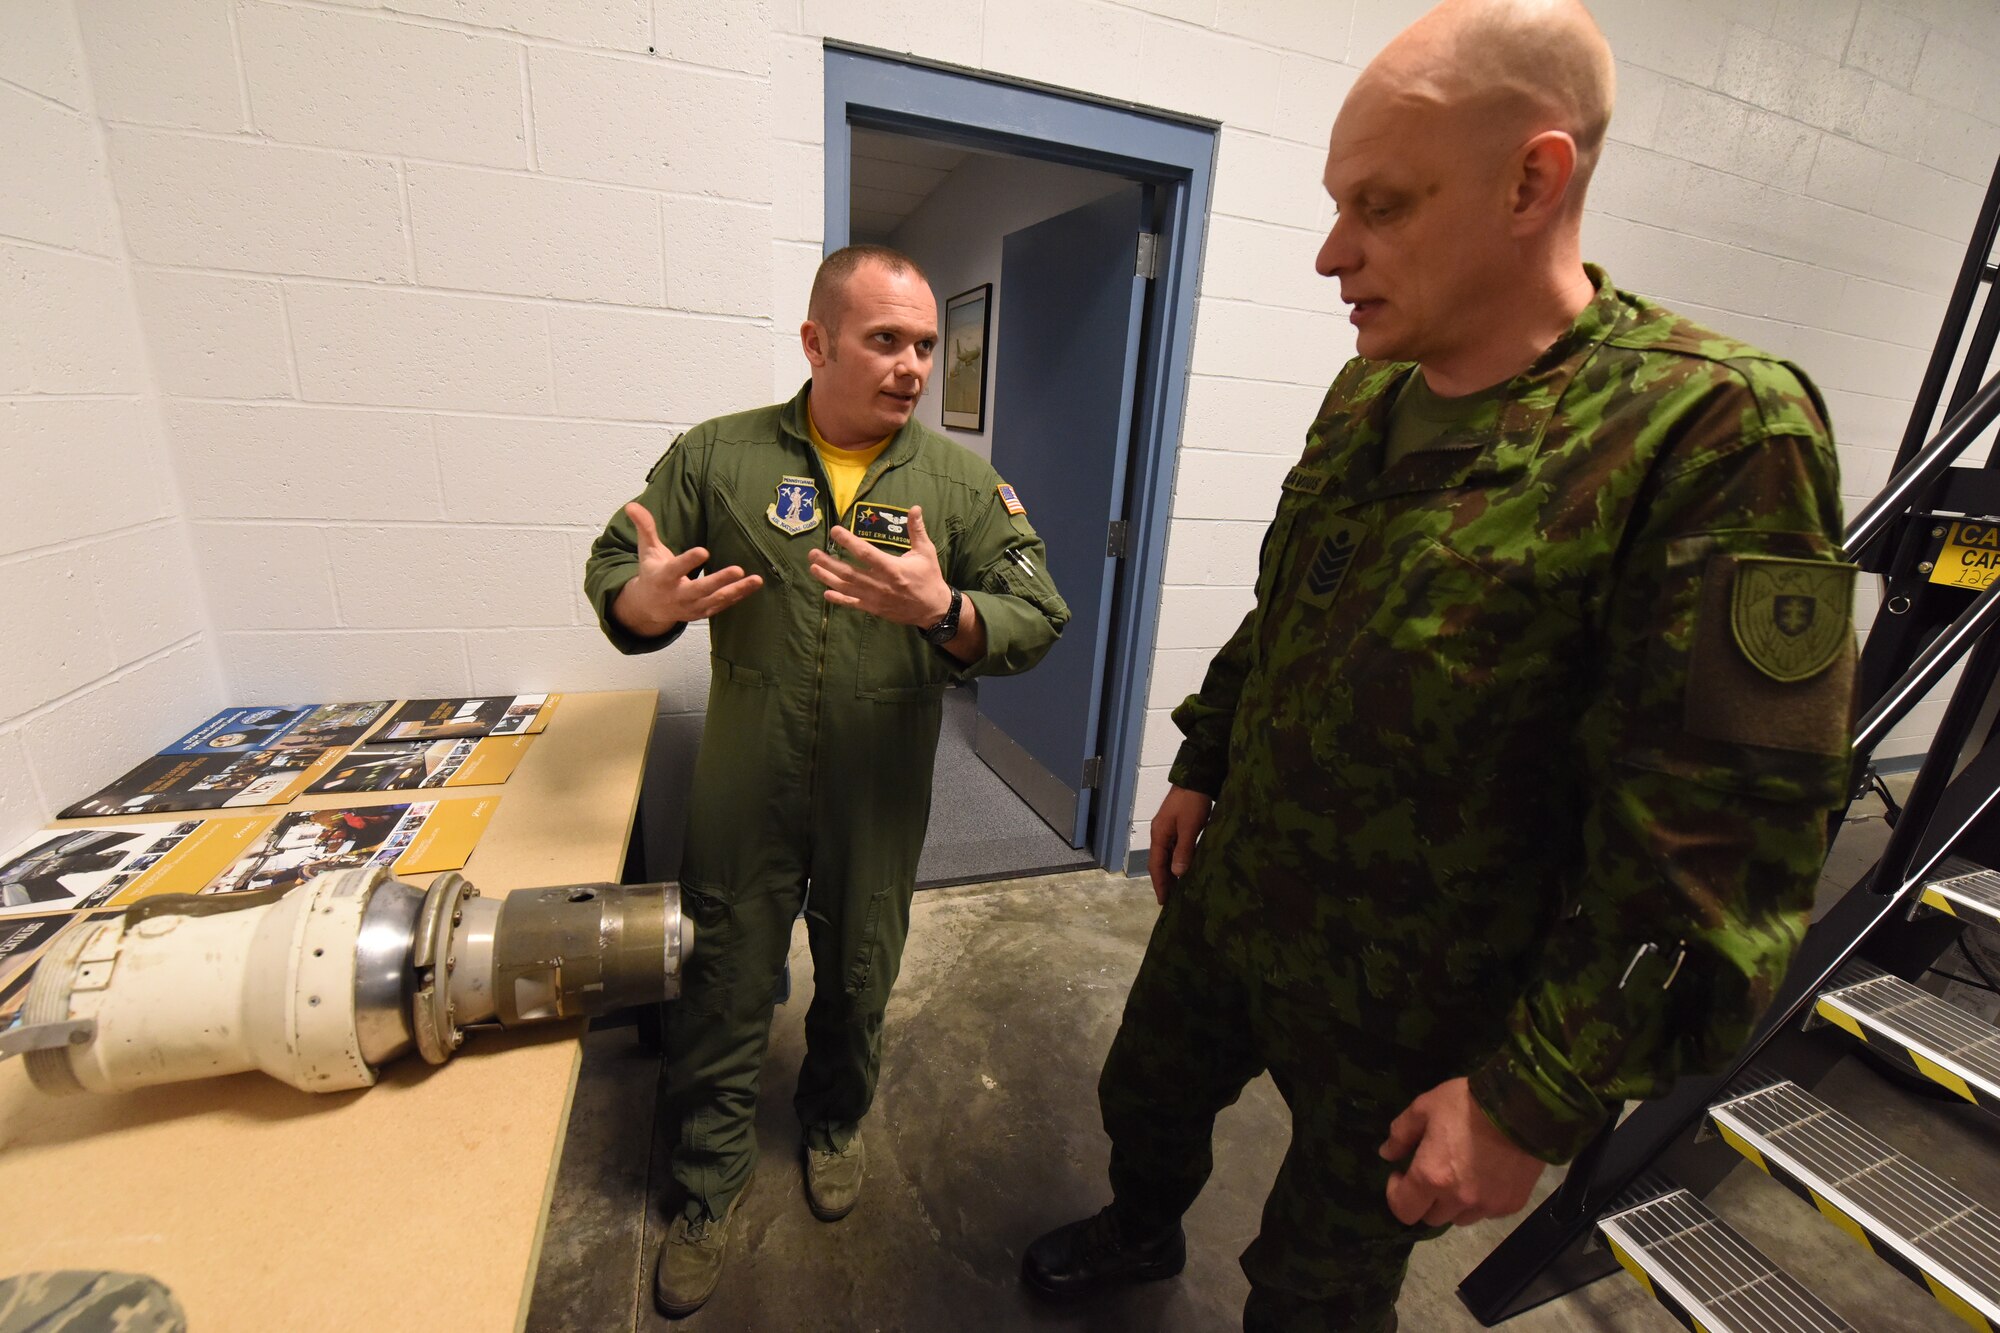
855, 620, 948, 701
709, 485, 794, 585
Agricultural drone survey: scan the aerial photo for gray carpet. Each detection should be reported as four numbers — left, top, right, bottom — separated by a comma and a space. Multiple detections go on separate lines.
915, 686, 1094, 888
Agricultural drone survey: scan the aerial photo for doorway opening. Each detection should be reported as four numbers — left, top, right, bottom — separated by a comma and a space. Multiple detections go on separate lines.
826, 48, 1218, 885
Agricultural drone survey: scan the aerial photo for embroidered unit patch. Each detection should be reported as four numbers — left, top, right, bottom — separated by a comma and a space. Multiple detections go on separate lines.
1730, 556, 1855, 683
852, 501, 913, 551
766, 475, 819, 536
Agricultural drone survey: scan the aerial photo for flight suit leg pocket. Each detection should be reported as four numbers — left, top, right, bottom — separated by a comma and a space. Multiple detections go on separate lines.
674, 884, 736, 1018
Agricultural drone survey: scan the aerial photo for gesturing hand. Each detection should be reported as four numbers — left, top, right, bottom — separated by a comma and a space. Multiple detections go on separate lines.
611, 501, 763, 637
807, 504, 952, 627
1378, 1077, 1547, 1228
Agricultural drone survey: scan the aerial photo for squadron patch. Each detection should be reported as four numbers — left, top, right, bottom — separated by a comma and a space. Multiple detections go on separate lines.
767, 475, 819, 536
852, 501, 913, 552
997, 483, 1026, 515
1730, 556, 1854, 682
1296, 518, 1369, 607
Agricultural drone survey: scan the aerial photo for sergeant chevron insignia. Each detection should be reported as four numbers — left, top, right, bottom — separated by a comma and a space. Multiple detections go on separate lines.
1297, 519, 1369, 607
1731, 556, 1855, 682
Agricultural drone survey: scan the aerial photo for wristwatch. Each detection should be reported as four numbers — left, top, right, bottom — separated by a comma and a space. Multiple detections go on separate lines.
921, 588, 964, 646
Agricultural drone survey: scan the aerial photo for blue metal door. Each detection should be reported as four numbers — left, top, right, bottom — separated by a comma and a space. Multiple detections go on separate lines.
975, 185, 1151, 848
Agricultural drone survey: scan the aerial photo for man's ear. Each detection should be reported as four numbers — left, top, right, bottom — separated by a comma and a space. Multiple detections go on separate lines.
800, 318, 833, 367
1511, 129, 1579, 232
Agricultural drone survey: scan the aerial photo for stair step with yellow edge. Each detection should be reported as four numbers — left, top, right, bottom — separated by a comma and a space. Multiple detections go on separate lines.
1599, 1186, 1858, 1333
1814, 970, 2000, 1115
1709, 1080, 2000, 1332
1919, 863, 2000, 941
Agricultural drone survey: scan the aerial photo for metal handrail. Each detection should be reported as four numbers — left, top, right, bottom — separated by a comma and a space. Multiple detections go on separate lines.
1844, 369, 2000, 564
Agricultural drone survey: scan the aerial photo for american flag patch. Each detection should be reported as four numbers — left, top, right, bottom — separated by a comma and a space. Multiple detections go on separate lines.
997, 483, 1025, 515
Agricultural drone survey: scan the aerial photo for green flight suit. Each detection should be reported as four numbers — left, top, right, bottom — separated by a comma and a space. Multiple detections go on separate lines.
585, 384, 1068, 1221
1099, 267, 1856, 1331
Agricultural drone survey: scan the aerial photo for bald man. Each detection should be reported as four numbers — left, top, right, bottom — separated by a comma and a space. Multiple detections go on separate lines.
1023, 3, 1854, 1329
588, 244, 1068, 1317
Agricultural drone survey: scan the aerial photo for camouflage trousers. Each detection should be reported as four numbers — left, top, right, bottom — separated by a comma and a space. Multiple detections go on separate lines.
1100, 887, 1498, 1333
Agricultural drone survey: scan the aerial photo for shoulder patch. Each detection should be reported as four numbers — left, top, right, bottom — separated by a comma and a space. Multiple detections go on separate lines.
1730, 556, 1855, 683
996, 482, 1025, 516
644, 432, 687, 484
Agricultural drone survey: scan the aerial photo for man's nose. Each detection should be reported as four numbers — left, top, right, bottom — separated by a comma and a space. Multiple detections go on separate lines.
1316, 215, 1354, 278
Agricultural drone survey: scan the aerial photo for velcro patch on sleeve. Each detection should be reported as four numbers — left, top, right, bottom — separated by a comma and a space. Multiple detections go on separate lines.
1282, 467, 1330, 494
997, 482, 1025, 515
1686, 554, 1857, 755
1730, 556, 1854, 682
851, 501, 912, 551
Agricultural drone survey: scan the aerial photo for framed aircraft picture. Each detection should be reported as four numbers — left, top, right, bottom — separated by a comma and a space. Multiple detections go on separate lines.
941, 283, 992, 432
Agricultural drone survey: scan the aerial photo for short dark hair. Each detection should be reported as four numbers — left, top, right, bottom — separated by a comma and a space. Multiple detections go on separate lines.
808, 244, 930, 336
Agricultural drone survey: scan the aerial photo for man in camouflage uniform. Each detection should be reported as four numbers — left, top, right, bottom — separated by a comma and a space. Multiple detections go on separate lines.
1023, 2, 1856, 1329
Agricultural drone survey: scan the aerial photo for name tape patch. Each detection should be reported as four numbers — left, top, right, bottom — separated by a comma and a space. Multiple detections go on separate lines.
1282, 467, 1330, 495
852, 502, 913, 551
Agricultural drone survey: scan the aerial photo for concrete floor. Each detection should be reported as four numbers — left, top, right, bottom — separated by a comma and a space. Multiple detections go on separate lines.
528, 789, 1997, 1332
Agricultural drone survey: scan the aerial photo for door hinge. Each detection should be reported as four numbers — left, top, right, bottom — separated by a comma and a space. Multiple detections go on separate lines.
1107, 520, 1129, 558
1136, 231, 1159, 280
1081, 756, 1104, 789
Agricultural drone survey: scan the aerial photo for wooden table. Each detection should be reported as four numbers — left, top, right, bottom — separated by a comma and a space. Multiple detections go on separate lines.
0, 690, 657, 1332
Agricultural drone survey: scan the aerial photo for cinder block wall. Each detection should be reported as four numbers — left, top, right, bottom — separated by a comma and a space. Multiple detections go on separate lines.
0, 3, 221, 851
6, 0, 1997, 863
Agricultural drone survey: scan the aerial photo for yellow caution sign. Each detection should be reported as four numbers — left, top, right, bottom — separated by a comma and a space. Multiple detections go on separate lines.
1930, 520, 2000, 591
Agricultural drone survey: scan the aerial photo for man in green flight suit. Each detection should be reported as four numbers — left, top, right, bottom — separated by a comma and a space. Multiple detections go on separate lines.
585, 245, 1069, 1317
1024, 2, 1856, 1330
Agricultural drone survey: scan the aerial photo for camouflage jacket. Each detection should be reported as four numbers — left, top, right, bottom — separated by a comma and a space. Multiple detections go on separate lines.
1169, 267, 1856, 1161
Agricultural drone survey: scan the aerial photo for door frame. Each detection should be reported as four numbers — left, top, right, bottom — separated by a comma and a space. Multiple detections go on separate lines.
824, 45, 1217, 874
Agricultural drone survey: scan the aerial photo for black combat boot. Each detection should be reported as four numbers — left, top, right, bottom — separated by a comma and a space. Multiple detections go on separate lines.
1021, 1204, 1186, 1300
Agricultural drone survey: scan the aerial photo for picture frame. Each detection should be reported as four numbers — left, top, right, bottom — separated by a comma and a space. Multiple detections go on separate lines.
941, 283, 992, 432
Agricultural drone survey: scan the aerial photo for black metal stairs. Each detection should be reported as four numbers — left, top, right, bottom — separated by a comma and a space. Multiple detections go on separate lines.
1458, 151, 2000, 1332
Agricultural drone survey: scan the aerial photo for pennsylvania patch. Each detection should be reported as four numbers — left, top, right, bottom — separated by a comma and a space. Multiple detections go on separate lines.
1731, 557, 1855, 682
1295, 519, 1368, 607
852, 501, 913, 551
997, 482, 1026, 516
766, 475, 819, 536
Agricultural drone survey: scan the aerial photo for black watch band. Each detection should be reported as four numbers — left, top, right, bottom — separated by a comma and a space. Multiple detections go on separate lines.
921, 588, 964, 646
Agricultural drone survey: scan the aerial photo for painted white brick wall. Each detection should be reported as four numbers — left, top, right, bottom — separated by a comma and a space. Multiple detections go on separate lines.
0, 2, 221, 851
10, 0, 1995, 866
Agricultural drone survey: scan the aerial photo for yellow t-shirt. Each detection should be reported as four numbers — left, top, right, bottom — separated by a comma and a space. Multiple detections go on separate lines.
807, 410, 891, 519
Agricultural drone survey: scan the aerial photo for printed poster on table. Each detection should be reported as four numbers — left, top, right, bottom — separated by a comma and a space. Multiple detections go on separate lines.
159, 701, 392, 756
374, 694, 560, 742
57, 701, 394, 818
59, 746, 344, 819
0, 814, 275, 1021
204, 798, 498, 897
305, 735, 534, 795
0, 815, 276, 917
0, 909, 123, 1021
